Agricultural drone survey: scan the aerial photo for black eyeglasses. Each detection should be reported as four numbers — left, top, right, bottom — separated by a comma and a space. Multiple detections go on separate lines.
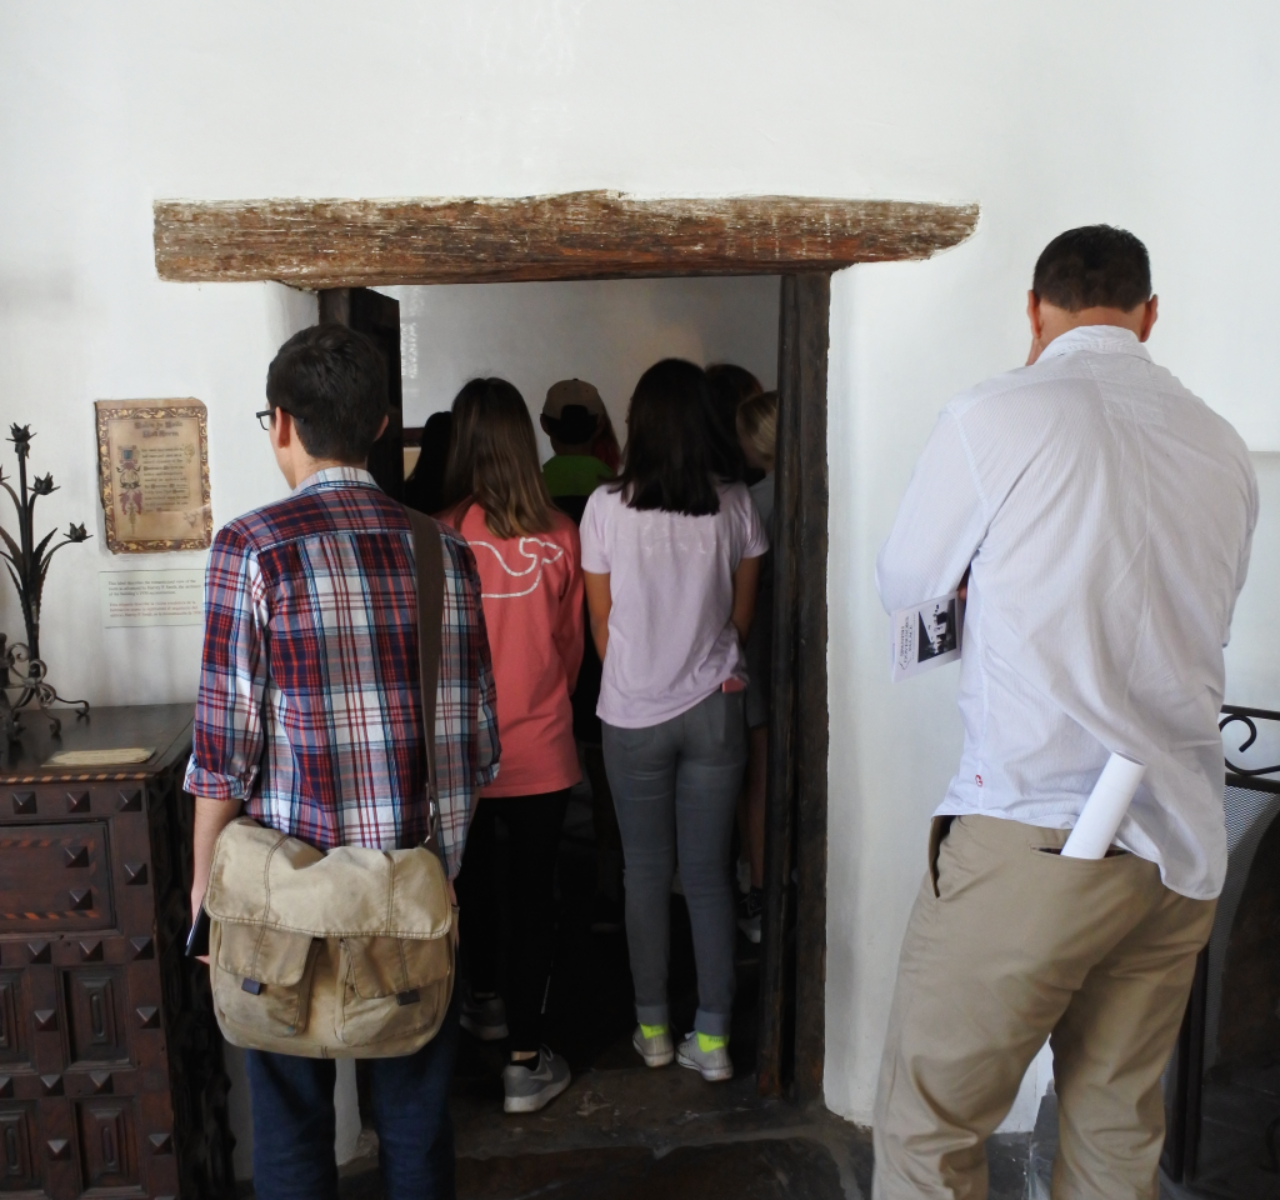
256, 407, 303, 431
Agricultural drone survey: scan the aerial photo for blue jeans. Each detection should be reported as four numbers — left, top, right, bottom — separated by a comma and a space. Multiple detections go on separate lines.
603, 688, 747, 1037
244, 990, 460, 1200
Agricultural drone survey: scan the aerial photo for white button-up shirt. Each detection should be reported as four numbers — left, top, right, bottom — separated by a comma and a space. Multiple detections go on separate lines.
877, 325, 1258, 899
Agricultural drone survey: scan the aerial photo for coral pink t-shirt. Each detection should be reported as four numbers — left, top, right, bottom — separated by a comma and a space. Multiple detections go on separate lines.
454, 505, 584, 798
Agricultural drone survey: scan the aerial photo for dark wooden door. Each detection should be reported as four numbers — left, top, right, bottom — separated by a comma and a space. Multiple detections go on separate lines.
319, 288, 405, 500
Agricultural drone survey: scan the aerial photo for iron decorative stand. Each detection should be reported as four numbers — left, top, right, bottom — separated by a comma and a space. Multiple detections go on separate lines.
1220, 704, 1280, 789
0, 423, 91, 742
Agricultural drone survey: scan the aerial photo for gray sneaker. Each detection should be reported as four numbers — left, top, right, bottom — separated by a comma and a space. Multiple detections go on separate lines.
460, 989, 508, 1041
677, 1033, 733, 1082
502, 1048, 571, 1114
631, 1025, 674, 1068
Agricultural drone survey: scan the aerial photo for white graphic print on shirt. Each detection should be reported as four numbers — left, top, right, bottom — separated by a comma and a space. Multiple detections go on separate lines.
471, 537, 565, 599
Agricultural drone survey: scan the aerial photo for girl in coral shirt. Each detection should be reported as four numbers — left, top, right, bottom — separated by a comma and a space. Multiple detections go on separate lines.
443, 378, 583, 1116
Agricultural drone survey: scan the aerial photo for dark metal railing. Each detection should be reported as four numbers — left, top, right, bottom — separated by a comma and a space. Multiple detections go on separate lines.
1221, 703, 1280, 792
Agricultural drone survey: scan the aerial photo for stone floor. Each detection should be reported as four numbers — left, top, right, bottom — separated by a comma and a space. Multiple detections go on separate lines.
327, 1065, 1039, 1200
300, 1072, 1238, 1200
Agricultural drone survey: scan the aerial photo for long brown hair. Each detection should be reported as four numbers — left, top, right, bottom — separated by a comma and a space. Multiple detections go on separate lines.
442, 377, 556, 539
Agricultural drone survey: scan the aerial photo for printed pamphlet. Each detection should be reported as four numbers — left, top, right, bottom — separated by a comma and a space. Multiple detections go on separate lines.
891, 591, 962, 682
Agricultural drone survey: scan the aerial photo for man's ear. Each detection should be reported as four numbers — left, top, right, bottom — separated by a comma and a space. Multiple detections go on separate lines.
270, 408, 292, 450
375, 413, 390, 441
1139, 295, 1159, 342
539, 414, 555, 436
1026, 290, 1044, 341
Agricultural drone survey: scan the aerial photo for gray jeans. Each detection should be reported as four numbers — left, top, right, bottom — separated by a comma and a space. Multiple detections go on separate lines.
603, 689, 747, 1038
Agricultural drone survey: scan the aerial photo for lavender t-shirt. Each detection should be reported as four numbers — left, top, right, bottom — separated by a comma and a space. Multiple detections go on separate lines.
580, 481, 769, 729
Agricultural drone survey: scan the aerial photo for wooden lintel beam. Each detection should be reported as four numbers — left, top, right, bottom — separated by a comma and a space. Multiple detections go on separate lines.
153, 191, 979, 287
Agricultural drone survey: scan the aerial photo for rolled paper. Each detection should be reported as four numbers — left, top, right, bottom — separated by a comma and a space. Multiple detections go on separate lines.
1061, 752, 1146, 859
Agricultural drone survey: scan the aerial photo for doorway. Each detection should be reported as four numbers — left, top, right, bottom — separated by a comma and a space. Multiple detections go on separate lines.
153, 189, 976, 1181
321, 271, 829, 1107
372, 275, 782, 1105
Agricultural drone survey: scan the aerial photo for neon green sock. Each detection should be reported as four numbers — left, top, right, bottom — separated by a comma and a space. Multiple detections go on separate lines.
697, 1033, 728, 1053
639, 1023, 668, 1039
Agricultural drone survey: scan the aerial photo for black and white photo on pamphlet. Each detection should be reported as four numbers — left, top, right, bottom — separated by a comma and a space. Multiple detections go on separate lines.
891, 591, 963, 681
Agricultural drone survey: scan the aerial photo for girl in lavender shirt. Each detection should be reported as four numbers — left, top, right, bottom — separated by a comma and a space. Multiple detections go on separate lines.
581, 359, 767, 1083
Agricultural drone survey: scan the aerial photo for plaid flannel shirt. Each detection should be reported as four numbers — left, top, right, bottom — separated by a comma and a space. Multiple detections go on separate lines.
184, 468, 499, 877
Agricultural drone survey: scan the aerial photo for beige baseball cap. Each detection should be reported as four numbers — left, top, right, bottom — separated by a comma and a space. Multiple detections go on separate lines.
543, 378, 606, 418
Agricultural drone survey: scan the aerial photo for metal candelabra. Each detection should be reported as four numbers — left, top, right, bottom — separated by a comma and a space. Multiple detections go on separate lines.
0, 424, 91, 739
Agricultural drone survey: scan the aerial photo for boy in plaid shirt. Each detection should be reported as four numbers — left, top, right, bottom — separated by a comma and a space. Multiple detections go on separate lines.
186, 323, 498, 1200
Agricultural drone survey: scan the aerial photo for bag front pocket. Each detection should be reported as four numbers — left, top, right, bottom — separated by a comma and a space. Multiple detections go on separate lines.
336, 935, 452, 1048
213, 921, 320, 1043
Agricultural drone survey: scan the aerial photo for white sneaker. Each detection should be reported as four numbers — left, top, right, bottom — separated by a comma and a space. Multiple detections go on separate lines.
676, 1033, 733, 1082
502, 1047, 571, 1114
631, 1025, 674, 1068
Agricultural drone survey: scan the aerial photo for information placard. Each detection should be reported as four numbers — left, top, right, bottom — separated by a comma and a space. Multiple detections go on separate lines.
100, 569, 205, 627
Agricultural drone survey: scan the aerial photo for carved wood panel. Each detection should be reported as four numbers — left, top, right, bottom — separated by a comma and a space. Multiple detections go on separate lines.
0, 824, 113, 934
0, 974, 25, 1067
77, 1098, 137, 1190
0, 1104, 38, 1190
65, 972, 127, 1066
0, 708, 232, 1199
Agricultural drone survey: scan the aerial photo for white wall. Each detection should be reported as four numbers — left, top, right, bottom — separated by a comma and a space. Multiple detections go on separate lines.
388, 276, 779, 457
3, 0, 1279, 1137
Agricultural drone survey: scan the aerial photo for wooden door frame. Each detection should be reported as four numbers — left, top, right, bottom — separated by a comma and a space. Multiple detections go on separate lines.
755, 273, 831, 1100
323, 287, 406, 500
154, 190, 977, 1101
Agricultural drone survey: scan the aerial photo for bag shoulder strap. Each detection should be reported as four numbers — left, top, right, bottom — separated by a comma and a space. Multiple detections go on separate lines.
402, 506, 446, 843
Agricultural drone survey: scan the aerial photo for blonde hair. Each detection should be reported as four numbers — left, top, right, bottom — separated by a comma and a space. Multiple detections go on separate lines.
736, 390, 778, 472
443, 378, 556, 539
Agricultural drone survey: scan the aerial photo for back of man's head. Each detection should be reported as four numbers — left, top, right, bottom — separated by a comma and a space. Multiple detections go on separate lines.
266, 324, 389, 463
1033, 226, 1151, 313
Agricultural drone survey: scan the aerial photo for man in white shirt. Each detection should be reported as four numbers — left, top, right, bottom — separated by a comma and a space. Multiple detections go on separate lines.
872, 226, 1258, 1199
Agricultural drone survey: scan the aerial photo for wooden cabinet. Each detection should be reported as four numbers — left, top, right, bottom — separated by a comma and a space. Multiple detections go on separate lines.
0, 706, 233, 1199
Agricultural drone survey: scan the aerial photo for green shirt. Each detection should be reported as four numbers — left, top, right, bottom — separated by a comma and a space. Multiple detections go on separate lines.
542, 454, 614, 499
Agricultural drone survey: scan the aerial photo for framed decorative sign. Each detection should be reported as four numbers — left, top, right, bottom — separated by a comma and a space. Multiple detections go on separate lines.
95, 399, 212, 553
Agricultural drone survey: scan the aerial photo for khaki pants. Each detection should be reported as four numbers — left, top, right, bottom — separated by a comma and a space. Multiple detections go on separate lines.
873, 815, 1215, 1200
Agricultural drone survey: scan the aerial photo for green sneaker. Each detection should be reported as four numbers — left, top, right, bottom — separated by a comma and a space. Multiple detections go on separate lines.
632, 1024, 674, 1068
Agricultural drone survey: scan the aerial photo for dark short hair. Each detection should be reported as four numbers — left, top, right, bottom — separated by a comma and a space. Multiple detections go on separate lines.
1032, 226, 1152, 312
543, 405, 600, 446
265, 323, 389, 462
704, 363, 762, 481
616, 359, 723, 517
404, 410, 453, 516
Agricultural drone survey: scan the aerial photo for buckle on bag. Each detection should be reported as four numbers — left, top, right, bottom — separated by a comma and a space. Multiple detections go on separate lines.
242, 978, 264, 995
396, 989, 420, 1006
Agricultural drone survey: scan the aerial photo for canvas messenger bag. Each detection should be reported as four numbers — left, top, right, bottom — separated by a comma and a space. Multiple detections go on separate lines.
202, 507, 456, 1058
